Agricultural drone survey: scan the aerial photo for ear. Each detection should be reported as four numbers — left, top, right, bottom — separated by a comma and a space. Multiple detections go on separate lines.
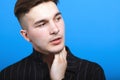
20, 30, 31, 42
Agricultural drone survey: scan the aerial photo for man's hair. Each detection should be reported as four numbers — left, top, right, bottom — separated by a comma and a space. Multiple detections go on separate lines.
14, 0, 59, 20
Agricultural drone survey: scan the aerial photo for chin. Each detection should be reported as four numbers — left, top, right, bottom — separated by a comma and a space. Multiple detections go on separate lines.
49, 44, 65, 54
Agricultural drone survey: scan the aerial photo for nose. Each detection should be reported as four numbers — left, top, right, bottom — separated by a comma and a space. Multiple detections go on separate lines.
49, 21, 59, 35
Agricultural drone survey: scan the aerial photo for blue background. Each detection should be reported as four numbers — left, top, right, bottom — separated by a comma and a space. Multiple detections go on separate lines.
0, 0, 120, 80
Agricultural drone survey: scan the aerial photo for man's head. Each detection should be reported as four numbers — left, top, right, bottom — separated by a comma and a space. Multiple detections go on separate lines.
14, 0, 65, 54
14, 0, 59, 23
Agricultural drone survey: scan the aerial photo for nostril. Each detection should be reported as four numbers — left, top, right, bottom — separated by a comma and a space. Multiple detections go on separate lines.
49, 21, 60, 34
50, 26, 59, 35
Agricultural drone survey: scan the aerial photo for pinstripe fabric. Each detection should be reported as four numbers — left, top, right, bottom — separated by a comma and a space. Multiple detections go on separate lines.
0, 47, 106, 80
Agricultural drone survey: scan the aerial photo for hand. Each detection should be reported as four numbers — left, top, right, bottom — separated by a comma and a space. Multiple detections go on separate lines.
50, 48, 67, 80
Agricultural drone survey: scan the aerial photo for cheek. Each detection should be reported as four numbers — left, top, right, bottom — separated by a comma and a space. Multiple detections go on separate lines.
59, 20, 65, 30
59, 23, 65, 33
28, 29, 49, 42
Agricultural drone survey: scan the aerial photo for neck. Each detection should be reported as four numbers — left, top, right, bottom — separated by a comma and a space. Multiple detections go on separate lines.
42, 47, 67, 69
42, 53, 54, 69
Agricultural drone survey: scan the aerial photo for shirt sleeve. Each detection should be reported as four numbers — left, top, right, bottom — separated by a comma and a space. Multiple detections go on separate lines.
92, 64, 106, 80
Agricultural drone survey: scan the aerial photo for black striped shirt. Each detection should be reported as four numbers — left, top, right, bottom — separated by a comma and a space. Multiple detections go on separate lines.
0, 47, 106, 80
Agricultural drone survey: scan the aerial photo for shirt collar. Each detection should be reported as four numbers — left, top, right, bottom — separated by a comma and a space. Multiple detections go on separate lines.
65, 46, 79, 73
31, 46, 79, 73
30, 48, 44, 63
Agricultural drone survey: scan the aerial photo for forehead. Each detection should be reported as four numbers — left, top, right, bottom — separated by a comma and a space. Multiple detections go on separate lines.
24, 1, 59, 22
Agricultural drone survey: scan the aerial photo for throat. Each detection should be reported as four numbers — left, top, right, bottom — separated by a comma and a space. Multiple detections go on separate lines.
42, 54, 54, 69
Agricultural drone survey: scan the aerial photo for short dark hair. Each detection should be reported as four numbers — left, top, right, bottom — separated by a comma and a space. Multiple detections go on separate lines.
14, 0, 59, 20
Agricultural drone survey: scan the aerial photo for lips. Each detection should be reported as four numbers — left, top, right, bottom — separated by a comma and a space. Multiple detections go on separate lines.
50, 37, 62, 45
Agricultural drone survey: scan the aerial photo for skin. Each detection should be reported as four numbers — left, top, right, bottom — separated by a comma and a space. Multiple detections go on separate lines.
19, 1, 67, 80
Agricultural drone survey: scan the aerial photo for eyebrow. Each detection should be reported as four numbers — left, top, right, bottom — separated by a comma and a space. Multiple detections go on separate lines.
34, 12, 62, 25
55, 12, 61, 18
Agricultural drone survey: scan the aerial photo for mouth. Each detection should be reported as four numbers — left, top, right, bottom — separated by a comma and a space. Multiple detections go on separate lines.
50, 37, 62, 45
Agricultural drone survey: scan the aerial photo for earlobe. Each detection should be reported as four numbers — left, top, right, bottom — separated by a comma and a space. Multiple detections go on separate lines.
20, 30, 30, 42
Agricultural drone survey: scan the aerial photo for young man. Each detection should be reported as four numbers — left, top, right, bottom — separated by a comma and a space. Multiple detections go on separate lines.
0, 0, 106, 80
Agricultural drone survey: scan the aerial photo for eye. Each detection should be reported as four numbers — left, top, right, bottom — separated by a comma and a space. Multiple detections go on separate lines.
55, 15, 62, 22
37, 22, 46, 27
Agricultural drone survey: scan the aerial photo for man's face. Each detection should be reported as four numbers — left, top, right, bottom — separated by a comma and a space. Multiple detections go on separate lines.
21, 1, 65, 54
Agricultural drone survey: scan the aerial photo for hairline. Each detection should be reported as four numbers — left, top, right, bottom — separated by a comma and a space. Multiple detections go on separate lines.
19, 1, 58, 30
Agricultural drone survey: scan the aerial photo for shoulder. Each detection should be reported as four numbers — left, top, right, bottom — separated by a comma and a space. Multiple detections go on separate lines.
66, 46, 105, 73
0, 53, 50, 80
68, 54, 106, 80
0, 54, 36, 80
66, 47, 104, 71
72, 54, 104, 72
0, 54, 32, 74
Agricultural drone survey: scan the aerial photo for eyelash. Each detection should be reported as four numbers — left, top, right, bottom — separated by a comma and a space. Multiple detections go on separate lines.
37, 22, 46, 27
36, 16, 62, 27
55, 16, 62, 22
